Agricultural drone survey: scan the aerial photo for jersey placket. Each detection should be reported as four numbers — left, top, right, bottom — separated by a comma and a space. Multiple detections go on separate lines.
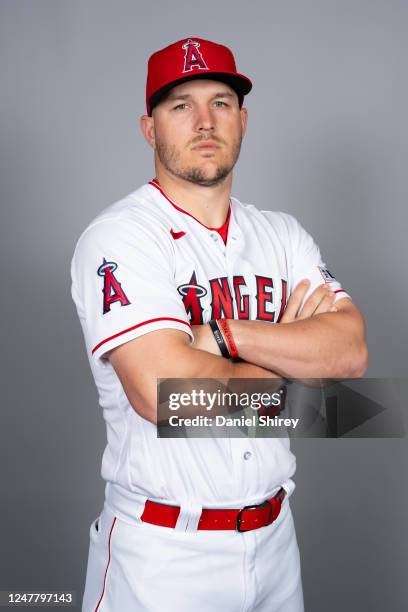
213, 217, 261, 498
154, 192, 263, 498
231, 436, 262, 501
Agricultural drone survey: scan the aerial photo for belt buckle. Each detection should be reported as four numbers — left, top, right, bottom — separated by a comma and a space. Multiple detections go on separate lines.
236, 499, 272, 532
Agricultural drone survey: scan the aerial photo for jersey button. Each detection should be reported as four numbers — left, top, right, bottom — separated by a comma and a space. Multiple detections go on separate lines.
243, 451, 252, 460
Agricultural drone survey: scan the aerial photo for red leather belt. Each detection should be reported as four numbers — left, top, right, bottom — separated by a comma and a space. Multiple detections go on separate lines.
140, 487, 286, 532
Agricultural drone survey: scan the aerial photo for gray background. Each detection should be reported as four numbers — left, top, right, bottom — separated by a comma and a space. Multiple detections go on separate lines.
1, 0, 407, 610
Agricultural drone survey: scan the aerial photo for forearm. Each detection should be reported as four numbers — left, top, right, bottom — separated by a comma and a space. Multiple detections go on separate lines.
157, 347, 283, 422
110, 332, 280, 424
190, 324, 283, 379
162, 346, 274, 379
229, 309, 368, 379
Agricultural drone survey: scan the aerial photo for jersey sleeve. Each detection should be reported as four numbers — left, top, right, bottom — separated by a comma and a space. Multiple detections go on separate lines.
71, 216, 192, 363
280, 213, 352, 304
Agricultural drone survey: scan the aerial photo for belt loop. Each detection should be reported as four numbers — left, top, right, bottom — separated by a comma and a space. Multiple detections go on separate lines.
174, 501, 202, 532
281, 478, 295, 499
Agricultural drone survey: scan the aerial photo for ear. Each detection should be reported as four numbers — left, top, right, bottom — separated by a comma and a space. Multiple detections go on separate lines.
240, 106, 248, 137
140, 114, 155, 148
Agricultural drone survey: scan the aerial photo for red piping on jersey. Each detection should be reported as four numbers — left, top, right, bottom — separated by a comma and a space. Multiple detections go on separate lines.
92, 317, 191, 355
149, 178, 231, 231
94, 517, 117, 612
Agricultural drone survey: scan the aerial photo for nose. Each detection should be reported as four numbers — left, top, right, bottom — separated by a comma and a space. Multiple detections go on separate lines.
194, 104, 215, 134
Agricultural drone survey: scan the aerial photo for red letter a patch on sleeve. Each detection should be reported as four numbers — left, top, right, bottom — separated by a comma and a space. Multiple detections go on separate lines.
97, 258, 131, 314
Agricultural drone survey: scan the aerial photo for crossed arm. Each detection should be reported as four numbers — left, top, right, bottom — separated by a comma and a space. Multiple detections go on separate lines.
108, 279, 368, 423
191, 280, 368, 379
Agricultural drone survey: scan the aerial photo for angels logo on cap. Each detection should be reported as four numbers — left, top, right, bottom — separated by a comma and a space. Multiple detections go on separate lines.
182, 39, 209, 73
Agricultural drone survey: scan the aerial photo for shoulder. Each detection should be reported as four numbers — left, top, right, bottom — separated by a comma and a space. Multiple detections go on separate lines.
72, 183, 173, 260
231, 196, 305, 237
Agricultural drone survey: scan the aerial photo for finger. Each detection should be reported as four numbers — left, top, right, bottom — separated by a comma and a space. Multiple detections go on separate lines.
313, 292, 336, 315
296, 284, 330, 320
280, 279, 310, 322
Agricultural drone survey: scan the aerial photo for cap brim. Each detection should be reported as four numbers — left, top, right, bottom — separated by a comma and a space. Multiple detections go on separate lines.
149, 71, 252, 115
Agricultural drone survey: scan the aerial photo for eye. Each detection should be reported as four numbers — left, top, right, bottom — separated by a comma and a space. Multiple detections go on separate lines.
214, 100, 228, 108
173, 103, 189, 111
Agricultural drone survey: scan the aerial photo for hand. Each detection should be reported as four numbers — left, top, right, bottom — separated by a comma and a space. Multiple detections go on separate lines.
280, 280, 337, 323
280, 279, 339, 387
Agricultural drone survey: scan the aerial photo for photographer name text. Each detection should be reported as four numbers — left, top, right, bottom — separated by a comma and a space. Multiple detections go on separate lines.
168, 415, 300, 428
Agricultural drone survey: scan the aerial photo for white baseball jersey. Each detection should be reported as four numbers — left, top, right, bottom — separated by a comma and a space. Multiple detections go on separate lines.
71, 179, 350, 519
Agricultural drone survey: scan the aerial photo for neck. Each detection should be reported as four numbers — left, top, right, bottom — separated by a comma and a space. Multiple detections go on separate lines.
154, 166, 232, 228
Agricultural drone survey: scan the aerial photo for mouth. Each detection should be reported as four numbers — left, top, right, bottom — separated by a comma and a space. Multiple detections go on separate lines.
191, 141, 220, 151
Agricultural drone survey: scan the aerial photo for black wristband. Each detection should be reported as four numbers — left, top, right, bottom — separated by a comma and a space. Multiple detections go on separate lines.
209, 320, 230, 358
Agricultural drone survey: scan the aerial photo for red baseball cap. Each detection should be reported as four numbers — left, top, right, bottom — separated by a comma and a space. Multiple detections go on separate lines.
146, 37, 252, 115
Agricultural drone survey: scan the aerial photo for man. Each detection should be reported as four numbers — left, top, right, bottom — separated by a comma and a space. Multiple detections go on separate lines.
71, 37, 367, 612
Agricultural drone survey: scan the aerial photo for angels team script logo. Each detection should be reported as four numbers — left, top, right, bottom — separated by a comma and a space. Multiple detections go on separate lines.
182, 39, 209, 73
178, 272, 287, 324
98, 258, 130, 314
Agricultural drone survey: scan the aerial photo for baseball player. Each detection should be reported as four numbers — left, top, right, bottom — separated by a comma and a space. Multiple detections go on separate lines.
71, 37, 368, 612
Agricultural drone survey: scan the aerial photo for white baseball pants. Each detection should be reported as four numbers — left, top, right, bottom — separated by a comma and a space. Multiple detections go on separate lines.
82, 499, 304, 612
